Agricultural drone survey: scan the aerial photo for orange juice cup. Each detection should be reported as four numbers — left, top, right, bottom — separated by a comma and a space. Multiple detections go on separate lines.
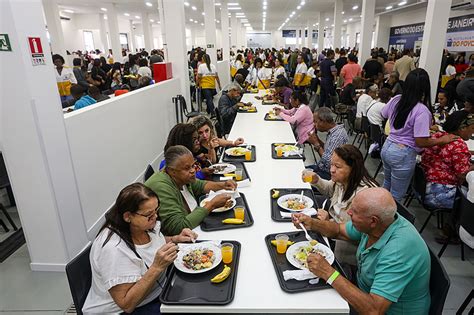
276, 146, 283, 157
235, 168, 243, 181
234, 206, 245, 220
275, 234, 289, 254
303, 169, 313, 183
244, 150, 252, 161
221, 243, 234, 264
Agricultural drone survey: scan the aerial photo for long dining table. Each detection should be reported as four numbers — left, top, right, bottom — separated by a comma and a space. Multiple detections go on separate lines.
161, 90, 349, 314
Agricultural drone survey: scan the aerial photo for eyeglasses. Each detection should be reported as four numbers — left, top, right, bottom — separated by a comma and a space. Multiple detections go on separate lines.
134, 205, 160, 221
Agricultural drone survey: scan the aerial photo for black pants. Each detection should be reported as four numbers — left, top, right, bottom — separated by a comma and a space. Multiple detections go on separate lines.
320, 80, 336, 108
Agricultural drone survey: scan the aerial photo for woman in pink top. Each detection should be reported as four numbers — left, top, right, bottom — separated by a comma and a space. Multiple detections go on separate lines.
340, 54, 362, 87
274, 90, 314, 144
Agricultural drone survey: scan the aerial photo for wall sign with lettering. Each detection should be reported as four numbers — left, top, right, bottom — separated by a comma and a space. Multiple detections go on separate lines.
28, 37, 46, 66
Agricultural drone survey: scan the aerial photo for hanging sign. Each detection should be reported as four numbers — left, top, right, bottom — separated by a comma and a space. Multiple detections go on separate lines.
207, 44, 215, 48
27, 37, 46, 66
0, 34, 12, 52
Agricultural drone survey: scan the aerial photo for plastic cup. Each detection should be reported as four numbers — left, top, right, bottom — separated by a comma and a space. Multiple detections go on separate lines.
276, 146, 283, 157
275, 234, 289, 254
244, 150, 252, 161
235, 168, 243, 181
303, 169, 313, 183
234, 206, 245, 220
221, 243, 234, 264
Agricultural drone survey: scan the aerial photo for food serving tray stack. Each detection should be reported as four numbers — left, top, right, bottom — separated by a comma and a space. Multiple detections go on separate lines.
200, 193, 254, 231
265, 231, 345, 293
270, 188, 318, 222
222, 145, 256, 163
160, 240, 241, 305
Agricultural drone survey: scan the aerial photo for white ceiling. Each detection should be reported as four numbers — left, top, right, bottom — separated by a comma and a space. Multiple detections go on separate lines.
56, 0, 423, 30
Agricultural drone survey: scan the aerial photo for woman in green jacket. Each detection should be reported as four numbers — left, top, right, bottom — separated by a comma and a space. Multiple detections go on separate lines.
145, 145, 237, 235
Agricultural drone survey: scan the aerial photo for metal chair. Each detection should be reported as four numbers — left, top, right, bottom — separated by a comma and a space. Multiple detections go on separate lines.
0, 153, 17, 231
396, 200, 416, 225
428, 246, 451, 315
173, 95, 200, 123
367, 123, 385, 178
65, 245, 92, 315
144, 164, 155, 182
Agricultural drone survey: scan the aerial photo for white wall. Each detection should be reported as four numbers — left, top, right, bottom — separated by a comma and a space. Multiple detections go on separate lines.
217, 59, 230, 88
64, 79, 180, 235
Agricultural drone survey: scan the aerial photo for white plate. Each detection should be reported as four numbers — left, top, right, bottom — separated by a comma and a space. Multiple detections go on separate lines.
277, 194, 314, 212
209, 163, 236, 175
225, 147, 249, 156
274, 144, 300, 153
174, 243, 222, 274
286, 241, 335, 270
200, 197, 237, 213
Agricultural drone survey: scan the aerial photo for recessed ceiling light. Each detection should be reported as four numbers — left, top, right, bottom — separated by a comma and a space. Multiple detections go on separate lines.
192, 6, 197, 10
331, 24, 334, 27
349, 18, 353, 21
124, 13, 130, 16
216, 20, 220, 23
184, 2, 190, 6
228, 7, 241, 10
352, 5, 358, 10
297, 5, 301, 9
150, 19, 154, 22
300, 1, 305, 5
316, 22, 319, 25
64, 9, 74, 13
325, 18, 329, 21
190, 18, 193, 21
343, 19, 347, 23
228, 2, 239, 5
104, 15, 108, 20
101, 7, 107, 11
202, 12, 205, 15
386, 5, 393, 10
215, 2, 221, 5
135, 15, 140, 19
398, 1, 407, 5
201, 23, 204, 25
145, 2, 153, 7
263, 5, 267, 10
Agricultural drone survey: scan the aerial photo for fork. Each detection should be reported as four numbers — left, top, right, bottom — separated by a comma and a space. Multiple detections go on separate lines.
299, 222, 317, 244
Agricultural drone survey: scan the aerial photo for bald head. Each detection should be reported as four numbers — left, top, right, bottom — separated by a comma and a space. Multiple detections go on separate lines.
352, 188, 397, 224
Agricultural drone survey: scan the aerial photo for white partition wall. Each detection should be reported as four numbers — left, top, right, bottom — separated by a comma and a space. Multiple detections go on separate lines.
64, 79, 180, 236
217, 59, 231, 88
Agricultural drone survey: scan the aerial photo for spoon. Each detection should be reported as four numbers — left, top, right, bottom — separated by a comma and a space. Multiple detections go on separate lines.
299, 190, 304, 203
321, 199, 328, 211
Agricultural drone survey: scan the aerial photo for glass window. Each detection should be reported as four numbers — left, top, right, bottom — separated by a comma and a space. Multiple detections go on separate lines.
83, 31, 94, 52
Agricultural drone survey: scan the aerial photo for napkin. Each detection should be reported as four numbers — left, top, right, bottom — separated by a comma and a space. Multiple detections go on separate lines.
283, 269, 318, 281
283, 149, 303, 157
219, 176, 234, 181
178, 240, 221, 250
237, 178, 251, 188
208, 189, 240, 199
280, 207, 317, 218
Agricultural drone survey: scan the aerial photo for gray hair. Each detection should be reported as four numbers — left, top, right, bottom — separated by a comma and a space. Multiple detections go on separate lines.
189, 115, 216, 136
164, 145, 193, 169
228, 83, 242, 92
358, 188, 397, 224
315, 107, 334, 123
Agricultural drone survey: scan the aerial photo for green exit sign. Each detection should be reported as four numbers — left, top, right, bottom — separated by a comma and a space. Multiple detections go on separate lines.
0, 34, 12, 52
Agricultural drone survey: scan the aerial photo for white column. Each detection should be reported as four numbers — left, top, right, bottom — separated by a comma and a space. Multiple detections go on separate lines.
298, 28, 303, 49
333, 0, 343, 49
1, 0, 89, 271
307, 21, 313, 48
99, 13, 109, 54
220, 1, 230, 60
203, 0, 217, 63
419, 0, 452, 101
239, 24, 246, 49
359, 0, 375, 65
231, 14, 238, 50
105, 4, 122, 62
160, 0, 191, 104
157, 0, 168, 60
141, 12, 153, 51
190, 27, 197, 48
374, 15, 391, 50
129, 20, 136, 52
317, 13, 324, 51
42, 0, 67, 59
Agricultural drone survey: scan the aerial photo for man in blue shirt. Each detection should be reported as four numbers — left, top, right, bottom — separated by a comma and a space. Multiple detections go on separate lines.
319, 49, 337, 108
70, 84, 97, 110
293, 187, 431, 315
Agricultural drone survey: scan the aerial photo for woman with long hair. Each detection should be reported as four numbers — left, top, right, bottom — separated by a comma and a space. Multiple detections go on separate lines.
197, 53, 221, 116
82, 183, 196, 314
303, 144, 378, 265
381, 68, 457, 201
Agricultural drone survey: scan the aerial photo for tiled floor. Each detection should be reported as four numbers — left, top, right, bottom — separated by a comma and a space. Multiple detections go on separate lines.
0, 130, 472, 314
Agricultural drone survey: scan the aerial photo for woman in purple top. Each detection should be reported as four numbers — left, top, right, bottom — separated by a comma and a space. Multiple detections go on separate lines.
380, 68, 457, 201
274, 78, 293, 109
274, 90, 314, 144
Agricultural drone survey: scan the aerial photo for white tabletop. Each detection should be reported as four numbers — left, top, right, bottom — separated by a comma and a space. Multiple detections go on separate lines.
161, 91, 349, 314
467, 139, 474, 152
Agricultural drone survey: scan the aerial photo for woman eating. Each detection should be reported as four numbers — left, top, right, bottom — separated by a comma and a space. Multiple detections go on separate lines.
82, 183, 197, 314
145, 145, 237, 235
303, 144, 378, 265
273, 91, 314, 144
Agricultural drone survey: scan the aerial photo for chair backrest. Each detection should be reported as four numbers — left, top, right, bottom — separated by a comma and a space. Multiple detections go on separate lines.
178, 95, 189, 115
361, 115, 370, 134
412, 164, 427, 202
396, 200, 416, 225
65, 245, 92, 315
428, 246, 450, 315
458, 189, 474, 235
369, 123, 383, 146
144, 164, 155, 182
0, 153, 10, 188
214, 108, 227, 138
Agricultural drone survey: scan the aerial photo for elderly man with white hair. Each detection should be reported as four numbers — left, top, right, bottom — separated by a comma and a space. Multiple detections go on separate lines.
293, 187, 431, 315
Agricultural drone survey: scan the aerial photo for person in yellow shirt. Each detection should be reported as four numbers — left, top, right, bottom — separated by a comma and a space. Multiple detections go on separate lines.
197, 54, 221, 116
53, 54, 77, 104
293, 54, 311, 91
249, 59, 272, 90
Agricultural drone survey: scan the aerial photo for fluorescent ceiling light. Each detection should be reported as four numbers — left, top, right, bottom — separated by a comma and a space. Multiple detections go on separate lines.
228, 7, 241, 10
263, 5, 267, 9
300, 1, 305, 5
101, 7, 107, 11
244, 23, 250, 26
104, 15, 108, 19
349, 18, 353, 21
150, 19, 154, 22
64, 9, 74, 13
201, 23, 204, 25
316, 22, 319, 25
202, 12, 205, 15
331, 24, 334, 27
343, 19, 347, 23
146, 2, 153, 7
215, 2, 221, 5
325, 17, 329, 21
386, 5, 393, 10
228, 2, 239, 5
297, 5, 301, 9
216, 20, 220, 23
124, 13, 130, 16
184, 2, 190, 6
135, 15, 140, 19
352, 5, 358, 10
192, 6, 197, 10
194, 20, 198, 23
398, 1, 407, 5
263, 1, 267, 5
190, 18, 193, 21
342, 11, 345, 14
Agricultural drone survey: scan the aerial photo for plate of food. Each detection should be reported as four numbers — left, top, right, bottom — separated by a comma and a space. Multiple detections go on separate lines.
286, 241, 334, 270
274, 144, 300, 153
241, 105, 256, 112
225, 147, 250, 156
200, 197, 236, 213
277, 194, 313, 212
174, 243, 222, 274
209, 163, 236, 175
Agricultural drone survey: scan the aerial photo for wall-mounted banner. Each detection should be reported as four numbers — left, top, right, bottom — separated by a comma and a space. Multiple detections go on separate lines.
282, 30, 318, 39
388, 13, 474, 52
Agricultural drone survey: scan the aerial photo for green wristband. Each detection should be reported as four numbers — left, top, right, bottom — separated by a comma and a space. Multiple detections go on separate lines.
327, 270, 340, 286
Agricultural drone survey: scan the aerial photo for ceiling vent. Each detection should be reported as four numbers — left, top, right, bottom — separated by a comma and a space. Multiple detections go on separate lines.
451, 0, 474, 10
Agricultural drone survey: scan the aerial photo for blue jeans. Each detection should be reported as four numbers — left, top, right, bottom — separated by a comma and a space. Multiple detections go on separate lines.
381, 139, 418, 201
201, 88, 216, 115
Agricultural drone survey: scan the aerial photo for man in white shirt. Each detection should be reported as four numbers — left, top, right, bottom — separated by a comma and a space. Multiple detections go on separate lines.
367, 88, 393, 127
356, 84, 378, 118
